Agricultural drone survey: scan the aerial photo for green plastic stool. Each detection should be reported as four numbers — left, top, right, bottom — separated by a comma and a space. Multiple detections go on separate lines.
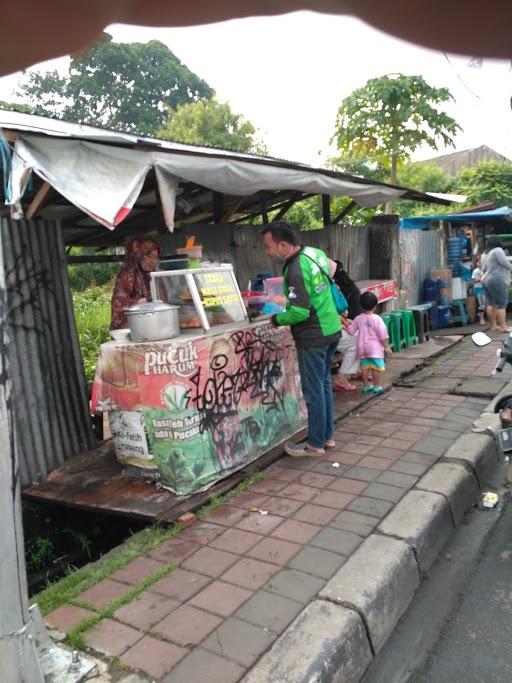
389, 311, 407, 352
401, 310, 419, 346
380, 313, 392, 345
450, 299, 468, 326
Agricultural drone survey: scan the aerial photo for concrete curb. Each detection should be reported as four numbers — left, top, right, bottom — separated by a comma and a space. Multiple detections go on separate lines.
242, 419, 500, 683
441, 432, 499, 487
377, 490, 453, 573
243, 601, 373, 683
415, 462, 480, 526
319, 535, 420, 653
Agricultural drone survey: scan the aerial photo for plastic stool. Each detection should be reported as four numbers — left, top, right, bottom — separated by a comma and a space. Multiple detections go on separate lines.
401, 310, 418, 346
409, 306, 431, 344
389, 311, 406, 352
380, 313, 392, 343
450, 299, 468, 326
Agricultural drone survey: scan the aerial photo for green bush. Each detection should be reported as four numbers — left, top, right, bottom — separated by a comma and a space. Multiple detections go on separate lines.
68, 262, 119, 291
73, 285, 112, 383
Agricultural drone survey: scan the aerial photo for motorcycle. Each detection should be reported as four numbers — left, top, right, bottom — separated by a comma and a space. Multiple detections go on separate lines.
472, 331, 512, 452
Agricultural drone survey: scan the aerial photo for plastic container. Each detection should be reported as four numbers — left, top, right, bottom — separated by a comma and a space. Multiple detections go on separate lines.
249, 273, 272, 292
437, 278, 450, 304
423, 278, 437, 302
176, 245, 203, 259
447, 236, 464, 265
264, 276, 284, 298
451, 277, 467, 300
241, 291, 268, 311
436, 304, 451, 328
159, 257, 189, 271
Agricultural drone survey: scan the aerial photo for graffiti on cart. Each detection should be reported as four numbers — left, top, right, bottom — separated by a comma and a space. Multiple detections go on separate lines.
188, 328, 286, 467
92, 323, 306, 494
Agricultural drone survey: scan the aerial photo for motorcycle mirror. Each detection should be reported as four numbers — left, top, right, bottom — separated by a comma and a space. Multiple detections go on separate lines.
472, 332, 492, 347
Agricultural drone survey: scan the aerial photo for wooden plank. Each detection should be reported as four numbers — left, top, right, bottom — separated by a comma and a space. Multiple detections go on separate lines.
332, 199, 357, 224
221, 197, 245, 223
271, 192, 303, 222
20, 380, 398, 524
26, 181, 52, 219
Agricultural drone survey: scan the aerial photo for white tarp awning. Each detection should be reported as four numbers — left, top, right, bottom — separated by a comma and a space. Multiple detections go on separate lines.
7, 131, 442, 232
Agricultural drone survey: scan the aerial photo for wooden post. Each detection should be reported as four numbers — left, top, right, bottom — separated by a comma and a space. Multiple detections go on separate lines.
322, 194, 331, 227
0, 221, 44, 681
213, 192, 224, 224
260, 196, 269, 224
26, 182, 52, 220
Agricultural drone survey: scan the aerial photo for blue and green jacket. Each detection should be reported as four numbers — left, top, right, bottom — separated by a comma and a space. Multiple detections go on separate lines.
275, 246, 342, 348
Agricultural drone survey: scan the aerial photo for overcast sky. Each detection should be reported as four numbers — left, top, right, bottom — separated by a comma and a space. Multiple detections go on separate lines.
1, 11, 511, 167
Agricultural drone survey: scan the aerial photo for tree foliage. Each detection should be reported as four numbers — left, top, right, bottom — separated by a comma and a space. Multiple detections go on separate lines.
451, 161, 512, 208
157, 98, 267, 154
332, 74, 461, 185
392, 162, 452, 217
17, 34, 213, 135
0, 100, 34, 114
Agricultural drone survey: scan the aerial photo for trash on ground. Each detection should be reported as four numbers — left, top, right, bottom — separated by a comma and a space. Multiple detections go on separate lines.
481, 492, 499, 509
331, 462, 340, 468
250, 507, 268, 515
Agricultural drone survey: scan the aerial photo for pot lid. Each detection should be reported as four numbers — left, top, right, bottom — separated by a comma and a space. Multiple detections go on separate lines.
126, 300, 178, 314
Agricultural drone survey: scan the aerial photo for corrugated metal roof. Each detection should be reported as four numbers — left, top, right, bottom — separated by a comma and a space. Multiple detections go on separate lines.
0, 109, 456, 204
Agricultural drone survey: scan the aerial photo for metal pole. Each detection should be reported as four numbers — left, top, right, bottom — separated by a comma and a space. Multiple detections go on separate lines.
0, 222, 44, 682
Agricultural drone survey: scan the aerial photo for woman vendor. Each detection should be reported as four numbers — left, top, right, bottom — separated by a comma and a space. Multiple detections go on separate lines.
111, 237, 160, 329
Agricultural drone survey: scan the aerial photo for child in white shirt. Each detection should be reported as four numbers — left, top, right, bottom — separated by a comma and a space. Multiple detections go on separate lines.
472, 259, 486, 325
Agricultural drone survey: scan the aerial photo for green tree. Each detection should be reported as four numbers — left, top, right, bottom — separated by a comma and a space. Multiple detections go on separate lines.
393, 161, 452, 217
17, 33, 213, 135
327, 157, 387, 183
157, 98, 268, 154
0, 100, 34, 114
332, 74, 461, 193
451, 161, 512, 207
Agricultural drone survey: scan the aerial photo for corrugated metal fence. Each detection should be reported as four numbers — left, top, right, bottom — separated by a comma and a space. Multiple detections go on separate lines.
160, 223, 370, 287
2, 218, 95, 485
399, 228, 442, 306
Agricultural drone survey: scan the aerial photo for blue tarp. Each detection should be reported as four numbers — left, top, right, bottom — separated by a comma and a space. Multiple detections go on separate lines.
400, 206, 512, 229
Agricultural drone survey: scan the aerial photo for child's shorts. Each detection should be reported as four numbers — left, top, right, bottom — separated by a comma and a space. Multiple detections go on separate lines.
361, 358, 385, 372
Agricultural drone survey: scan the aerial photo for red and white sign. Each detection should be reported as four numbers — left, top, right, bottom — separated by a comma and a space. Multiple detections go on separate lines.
357, 279, 397, 303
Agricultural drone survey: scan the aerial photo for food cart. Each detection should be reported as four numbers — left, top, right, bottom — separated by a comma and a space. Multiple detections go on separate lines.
92, 265, 307, 495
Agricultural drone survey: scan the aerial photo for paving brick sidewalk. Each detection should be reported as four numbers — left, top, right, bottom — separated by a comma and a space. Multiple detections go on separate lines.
44, 337, 502, 681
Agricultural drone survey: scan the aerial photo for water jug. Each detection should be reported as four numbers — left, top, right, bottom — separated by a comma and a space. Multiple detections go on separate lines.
423, 278, 437, 302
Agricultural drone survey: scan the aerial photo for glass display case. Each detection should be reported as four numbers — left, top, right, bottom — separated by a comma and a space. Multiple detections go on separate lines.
150, 266, 247, 331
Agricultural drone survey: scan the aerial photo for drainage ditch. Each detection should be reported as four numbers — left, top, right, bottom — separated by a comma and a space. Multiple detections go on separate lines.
23, 500, 149, 596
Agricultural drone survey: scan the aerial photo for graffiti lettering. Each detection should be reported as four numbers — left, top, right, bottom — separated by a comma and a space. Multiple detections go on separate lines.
188, 327, 288, 468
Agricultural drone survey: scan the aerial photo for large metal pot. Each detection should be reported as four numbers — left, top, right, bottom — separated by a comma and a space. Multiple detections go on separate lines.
125, 301, 180, 342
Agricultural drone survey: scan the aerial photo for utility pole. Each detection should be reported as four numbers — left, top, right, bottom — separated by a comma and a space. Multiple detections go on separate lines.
0, 227, 45, 682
